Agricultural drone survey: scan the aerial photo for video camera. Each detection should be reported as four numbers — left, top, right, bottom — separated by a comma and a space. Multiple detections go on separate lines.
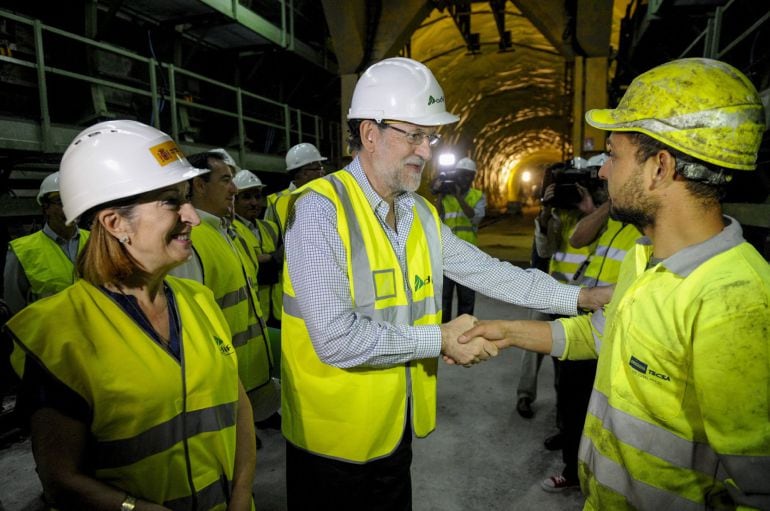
433, 170, 458, 195
541, 157, 605, 209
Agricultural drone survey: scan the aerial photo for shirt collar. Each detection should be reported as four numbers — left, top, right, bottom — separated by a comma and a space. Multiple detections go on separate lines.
346, 156, 416, 218
650, 215, 744, 277
195, 208, 228, 232
42, 223, 79, 243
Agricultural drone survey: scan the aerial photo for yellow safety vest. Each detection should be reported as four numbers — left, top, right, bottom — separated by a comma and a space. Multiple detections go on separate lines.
192, 222, 272, 392
5, 278, 244, 510
265, 188, 292, 238
577, 219, 641, 287
281, 169, 443, 462
10, 229, 89, 299
549, 210, 596, 284
441, 188, 483, 245
560, 235, 770, 510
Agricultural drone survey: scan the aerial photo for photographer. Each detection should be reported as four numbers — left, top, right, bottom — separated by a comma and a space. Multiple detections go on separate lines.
515, 159, 599, 437
433, 157, 486, 322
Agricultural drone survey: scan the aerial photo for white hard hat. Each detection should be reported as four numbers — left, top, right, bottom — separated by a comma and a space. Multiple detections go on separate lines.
347, 57, 459, 126
59, 120, 208, 225
586, 153, 609, 168
37, 171, 61, 205
210, 148, 239, 170
455, 157, 477, 173
233, 169, 265, 191
286, 143, 327, 171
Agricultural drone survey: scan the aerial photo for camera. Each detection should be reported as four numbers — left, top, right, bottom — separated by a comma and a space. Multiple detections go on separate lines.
433, 170, 458, 195
541, 161, 604, 209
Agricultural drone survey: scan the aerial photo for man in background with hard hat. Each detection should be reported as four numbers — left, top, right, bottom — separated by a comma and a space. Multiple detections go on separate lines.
233, 169, 283, 327
4, 172, 89, 314
170, 151, 279, 442
264, 142, 326, 235
462, 58, 770, 509
281, 56, 610, 509
435, 157, 486, 322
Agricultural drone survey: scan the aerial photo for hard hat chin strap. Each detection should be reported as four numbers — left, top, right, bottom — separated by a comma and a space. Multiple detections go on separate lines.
675, 160, 732, 185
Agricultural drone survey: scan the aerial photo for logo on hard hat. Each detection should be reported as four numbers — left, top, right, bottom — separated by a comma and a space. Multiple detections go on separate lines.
427, 95, 445, 106
150, 141, 185, 167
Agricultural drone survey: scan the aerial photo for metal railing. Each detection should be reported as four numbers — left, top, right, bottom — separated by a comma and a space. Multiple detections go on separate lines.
0, 8, 340, 165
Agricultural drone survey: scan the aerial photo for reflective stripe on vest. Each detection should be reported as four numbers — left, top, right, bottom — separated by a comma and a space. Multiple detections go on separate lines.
281, 169, 442, 462
441, 188, 482, 245
10, 229, 89, 298
6, 278, 240, 510
192, 223, 271, 392
579, 220, 641, 287
548, 211, 595, 284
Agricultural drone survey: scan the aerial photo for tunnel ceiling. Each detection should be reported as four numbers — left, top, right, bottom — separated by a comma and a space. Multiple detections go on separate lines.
408, 2, 624, 209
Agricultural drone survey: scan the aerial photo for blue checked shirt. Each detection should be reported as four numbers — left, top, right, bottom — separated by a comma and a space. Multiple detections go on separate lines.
285, 158, 581, 368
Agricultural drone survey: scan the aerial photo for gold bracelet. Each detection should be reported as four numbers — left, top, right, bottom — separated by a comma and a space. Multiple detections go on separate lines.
120, 495, 137, 511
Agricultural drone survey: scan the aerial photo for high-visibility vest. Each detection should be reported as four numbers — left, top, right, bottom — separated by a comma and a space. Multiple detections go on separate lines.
264, 188, 292, 238
10, 229, 89, 299
549, 210, 596, 284
576, 219, 641, 287
191, 222, 272, 392
561, 236, 770, 510
6, 278, 245, 510
441, 188, 483, 245
281, 169, 443, 462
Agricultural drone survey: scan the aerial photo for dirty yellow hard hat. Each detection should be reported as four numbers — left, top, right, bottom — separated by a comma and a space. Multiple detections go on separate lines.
585, 58, 766, 170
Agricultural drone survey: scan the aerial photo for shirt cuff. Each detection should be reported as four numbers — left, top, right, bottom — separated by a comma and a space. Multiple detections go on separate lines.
551, 283, 581, 317
411, 325, 443, 359
549, 320, 567, 358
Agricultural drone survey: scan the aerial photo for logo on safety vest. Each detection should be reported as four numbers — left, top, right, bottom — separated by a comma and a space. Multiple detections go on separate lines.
427, 95, 445, 106
214, 336, 234, 356
414, 274, 432, 292
629, 355, 670, 381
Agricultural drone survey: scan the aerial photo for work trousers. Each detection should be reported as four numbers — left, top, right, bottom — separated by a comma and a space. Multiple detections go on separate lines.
286, 421, 413, 511
441, 276, 475, 323
557, 359, 597, 481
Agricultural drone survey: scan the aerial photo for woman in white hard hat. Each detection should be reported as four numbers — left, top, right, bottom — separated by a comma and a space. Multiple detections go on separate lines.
5, 120, 256, 511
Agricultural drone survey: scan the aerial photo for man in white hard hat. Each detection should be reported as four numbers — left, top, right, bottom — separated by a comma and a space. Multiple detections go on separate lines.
170, 151, 279, 440
434, 157, 486, 322
281, 56, 611, 509
462, 58, 770, 509
233, 169, 283, 327
264, 142, 326, 235
3, 172, 90, 314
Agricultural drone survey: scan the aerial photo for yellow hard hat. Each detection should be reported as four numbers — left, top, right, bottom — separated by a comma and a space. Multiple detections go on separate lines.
586, 58, 766, 170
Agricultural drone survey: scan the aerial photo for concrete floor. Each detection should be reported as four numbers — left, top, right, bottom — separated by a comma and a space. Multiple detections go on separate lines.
0, 211, 586, 510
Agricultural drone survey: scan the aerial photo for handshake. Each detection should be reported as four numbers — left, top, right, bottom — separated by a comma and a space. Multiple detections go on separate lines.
440, 314, 502, 367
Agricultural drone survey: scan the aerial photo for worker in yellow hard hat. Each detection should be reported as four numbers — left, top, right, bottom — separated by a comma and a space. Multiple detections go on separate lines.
462, 57, 770, 510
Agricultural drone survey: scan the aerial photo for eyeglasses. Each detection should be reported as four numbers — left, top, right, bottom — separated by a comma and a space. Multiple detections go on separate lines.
382, 123, 441, 147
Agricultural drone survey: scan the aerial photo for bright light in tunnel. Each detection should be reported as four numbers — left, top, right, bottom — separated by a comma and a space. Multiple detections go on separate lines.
521, 171, 532, 183
438, 153, 456, 167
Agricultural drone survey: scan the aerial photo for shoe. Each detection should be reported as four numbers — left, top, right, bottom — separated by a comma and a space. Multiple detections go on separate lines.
255, 412, 282, 430
540, 474, 579, 493
543, 432, 564, 451
516, 397, 534, 419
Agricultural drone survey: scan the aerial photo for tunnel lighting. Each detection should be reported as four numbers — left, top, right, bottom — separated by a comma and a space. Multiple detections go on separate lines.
438, 153, 456, 166
521, 170, 532, 183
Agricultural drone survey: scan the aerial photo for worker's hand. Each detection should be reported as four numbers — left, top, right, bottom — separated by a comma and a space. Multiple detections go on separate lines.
457, 320, 517, 350
575, 183, 596, 215
577, 285, 614, 311
440, 314, 499, 366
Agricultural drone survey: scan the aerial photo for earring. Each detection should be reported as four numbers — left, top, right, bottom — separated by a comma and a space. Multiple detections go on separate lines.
119, 235, 129, 244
